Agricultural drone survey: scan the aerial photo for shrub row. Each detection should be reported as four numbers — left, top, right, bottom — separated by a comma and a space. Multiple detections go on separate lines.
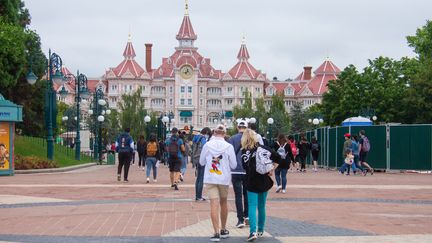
14, 155, 59, 170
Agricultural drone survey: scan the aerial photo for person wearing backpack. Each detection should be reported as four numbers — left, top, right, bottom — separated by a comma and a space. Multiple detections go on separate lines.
192, 127, 212, 201
199, 124, 237, 241
241, 129, 278, 242
145, 134, 161, 183
358, 130, 374, 174
179, 132, 190, 182
272, 134, 294, 193
115, 128, 134, 182
137, 135, 147, 169
166, 127, 185, 190
310, 136, 320, 172
228, 119, 249, 228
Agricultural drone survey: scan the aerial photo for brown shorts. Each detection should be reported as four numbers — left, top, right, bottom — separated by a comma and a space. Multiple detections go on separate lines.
206, 184, 229, 199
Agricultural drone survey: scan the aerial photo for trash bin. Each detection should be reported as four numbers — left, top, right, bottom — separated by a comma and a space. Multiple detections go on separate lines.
107, 153, 115, 165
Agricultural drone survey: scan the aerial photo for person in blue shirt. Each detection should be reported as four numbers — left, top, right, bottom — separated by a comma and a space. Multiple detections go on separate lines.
165, 127, 185, 190
115, 128, 134, 182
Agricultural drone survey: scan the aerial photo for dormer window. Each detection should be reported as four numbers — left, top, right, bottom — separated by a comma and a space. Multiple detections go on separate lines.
285, 87, 293, 96
267, 87, 274, 96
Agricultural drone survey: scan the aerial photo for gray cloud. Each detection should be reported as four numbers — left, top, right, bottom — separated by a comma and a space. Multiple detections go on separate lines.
24, 0, 431, 79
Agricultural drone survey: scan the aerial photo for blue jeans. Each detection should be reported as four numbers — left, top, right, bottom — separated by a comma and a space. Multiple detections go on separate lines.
181, 155, 187, 175
339, 163, 351, 174
275, 168, 288, 189
195, 164, 205, 199
232, 174, 248, 222
146, 157, 157, 179
247, 191, 268, 234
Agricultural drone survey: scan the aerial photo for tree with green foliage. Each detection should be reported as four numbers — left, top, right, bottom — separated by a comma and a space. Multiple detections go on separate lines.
403, 20, 432, 123
253, 97, 268, 135
1, 0, 46, 137
233, 91, 254, 120
289, 102, 310, 134
268, 93, 290, 135
321, 56, 415, 126
118, 88, 148, 140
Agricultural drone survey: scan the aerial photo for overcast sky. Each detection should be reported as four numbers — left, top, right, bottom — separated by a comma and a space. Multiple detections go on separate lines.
24, 0, 431, 79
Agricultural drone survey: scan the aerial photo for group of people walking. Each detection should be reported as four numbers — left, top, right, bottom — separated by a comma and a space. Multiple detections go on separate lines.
112, 122, 374, 242
339, 130, 374, 175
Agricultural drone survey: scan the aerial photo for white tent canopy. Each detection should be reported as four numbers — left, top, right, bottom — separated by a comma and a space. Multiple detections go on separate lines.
341, 116, 372, 126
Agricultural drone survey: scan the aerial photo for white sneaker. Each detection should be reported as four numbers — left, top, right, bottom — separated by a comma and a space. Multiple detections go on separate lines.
153, 179, 157, 182
275, 185, 282, 193
146, 178, 150, 183
142, 167, 145, 171
282, 189, 286, 193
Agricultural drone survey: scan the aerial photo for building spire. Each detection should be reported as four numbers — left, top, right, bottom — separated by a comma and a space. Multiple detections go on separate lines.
237, 34, 250, 61
185, 0, 189, 16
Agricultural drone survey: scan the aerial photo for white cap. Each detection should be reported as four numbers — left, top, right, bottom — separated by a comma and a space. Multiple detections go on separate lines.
237, 119, 248, 128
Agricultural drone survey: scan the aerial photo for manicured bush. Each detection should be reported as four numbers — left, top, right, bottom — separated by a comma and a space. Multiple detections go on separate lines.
14, 154, 59, 170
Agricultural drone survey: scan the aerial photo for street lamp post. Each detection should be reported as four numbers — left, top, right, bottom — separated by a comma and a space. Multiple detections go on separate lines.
27, 49, 66, 160
144, 115, 151, 137
89, 87, 107, 163
162, 115, 169, 140
62, 71, 90, 161
267, 117, 274, 146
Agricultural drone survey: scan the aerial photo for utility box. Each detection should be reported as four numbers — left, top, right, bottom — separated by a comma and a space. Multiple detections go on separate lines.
107, 153, 115, 165
0, 94, 23, 176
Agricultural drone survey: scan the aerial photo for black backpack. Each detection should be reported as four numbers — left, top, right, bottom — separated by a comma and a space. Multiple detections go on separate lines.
116, 133, 132, 153
168, 136, 179, 159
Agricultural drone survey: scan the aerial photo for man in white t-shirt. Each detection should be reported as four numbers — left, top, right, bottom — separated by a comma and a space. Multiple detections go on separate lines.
199, 124, 237, 242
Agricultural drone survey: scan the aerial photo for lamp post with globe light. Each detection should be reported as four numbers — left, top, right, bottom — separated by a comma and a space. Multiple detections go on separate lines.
88, 87, 108, 163
26, 49, 66, 160
144, 115, 151, 138
59, 71, 90, 161
267, 117, 274, 145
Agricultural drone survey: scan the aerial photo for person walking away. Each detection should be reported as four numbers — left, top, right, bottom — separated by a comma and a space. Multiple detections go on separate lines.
241, 129, 278, 242
287, 136, 298, 172
179, 132, 190, 182
137, 135, 147, 169
166, 127, 185, 190
272, 134, 294, 193
297, 135, 310, 172
358, 130, 374, 174
342, 134, 352, 174
310, 136, 321, 172
228, 119, 249, 228
145, 134, 160, 183
339, 149, 354, 175
199, 124, 237, 241
192, 127, 212, 201
248, 123, 264, 145
158, 140, 166, 166
351, 135, 367, 176
115, 128, 134, 182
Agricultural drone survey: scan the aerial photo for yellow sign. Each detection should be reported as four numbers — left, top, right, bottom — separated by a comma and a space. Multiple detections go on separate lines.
0, 123, 10, 170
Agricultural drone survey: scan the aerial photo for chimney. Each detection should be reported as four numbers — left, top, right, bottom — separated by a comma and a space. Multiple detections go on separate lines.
304, 66, 312, 80
145, 43, 153, 72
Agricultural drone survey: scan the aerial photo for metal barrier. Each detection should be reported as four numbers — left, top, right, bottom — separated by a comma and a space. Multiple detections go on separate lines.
290, 124, 432, 171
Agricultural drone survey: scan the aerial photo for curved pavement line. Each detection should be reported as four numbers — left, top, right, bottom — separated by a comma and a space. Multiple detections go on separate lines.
276, 234, 432, 243
2, 184, 432, 190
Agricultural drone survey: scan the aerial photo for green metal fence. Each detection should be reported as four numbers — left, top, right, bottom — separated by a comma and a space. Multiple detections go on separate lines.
291, 124, 432, 171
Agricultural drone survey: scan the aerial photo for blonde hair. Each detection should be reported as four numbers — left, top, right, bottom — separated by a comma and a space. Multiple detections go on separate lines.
241, 128, 258, 150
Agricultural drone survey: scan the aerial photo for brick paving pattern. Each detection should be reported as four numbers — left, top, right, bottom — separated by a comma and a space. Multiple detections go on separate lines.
0, 164, 431, 242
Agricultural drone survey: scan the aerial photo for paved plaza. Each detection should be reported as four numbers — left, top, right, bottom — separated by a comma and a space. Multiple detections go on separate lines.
0, 164, 431, 242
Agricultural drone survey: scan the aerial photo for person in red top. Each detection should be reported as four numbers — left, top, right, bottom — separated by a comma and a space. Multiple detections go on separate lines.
287, 135, 298, 172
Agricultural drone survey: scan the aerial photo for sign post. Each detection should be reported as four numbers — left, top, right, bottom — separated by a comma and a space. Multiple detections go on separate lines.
0, 94, 23, 176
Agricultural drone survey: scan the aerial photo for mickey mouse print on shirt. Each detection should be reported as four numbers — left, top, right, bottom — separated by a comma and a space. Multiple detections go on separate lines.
209, 155, 223, 175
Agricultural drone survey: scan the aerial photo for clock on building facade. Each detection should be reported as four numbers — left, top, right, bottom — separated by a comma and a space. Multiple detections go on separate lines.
180, 65, 193, 79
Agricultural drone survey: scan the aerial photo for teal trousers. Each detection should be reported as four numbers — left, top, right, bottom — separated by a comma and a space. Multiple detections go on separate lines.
247, 190, 268, 234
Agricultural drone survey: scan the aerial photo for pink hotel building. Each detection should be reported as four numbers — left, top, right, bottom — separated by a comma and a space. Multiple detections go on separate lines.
56, 4, 340, 131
